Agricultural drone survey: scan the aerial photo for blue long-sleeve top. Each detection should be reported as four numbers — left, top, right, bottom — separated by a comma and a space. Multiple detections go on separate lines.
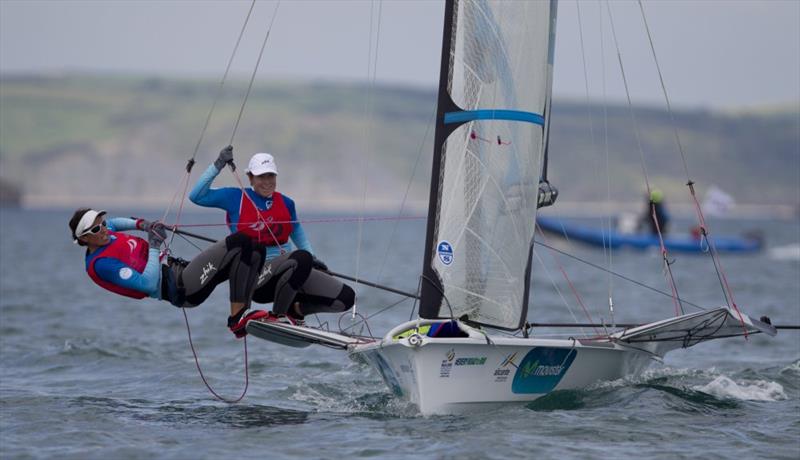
189, 163, 313, 260
85, 217, 162, 299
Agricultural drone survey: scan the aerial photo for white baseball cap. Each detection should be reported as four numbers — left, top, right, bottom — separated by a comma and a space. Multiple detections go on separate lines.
246, 153, 278, 176
73, 209, 106, 242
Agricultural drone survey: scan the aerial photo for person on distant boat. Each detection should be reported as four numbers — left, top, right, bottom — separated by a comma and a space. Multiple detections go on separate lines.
637, 189, 670, 235
188, 146, 355, 321
69, 208, 350, 337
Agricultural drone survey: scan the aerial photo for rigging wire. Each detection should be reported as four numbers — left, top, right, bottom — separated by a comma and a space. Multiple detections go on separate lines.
163, 0, 281, 404
535, 224, 601, 335
604, 0, 684, 317
636, 0, 747, 336
374, 105, 437, 285
229, 1, 282, 146
535, 239, 705, 312
157, 1, 260, 404
576, 0, 616, 324
354, 0, 384, 320
533, 249, 589, 338
222, 0, 286, 251
161, 0, 258, 243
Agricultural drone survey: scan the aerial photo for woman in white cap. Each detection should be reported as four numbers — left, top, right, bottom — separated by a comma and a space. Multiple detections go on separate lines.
68, 207, 313, 338
188, 146, 355, 323
189, 145, 316, 263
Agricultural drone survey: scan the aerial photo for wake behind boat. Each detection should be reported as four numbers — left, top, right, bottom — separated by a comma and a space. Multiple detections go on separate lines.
537, 215, 763, 253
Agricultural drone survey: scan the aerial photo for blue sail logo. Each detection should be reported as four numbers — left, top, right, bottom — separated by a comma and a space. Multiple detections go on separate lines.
511, 348, 577, 394
437, 241, 454, 265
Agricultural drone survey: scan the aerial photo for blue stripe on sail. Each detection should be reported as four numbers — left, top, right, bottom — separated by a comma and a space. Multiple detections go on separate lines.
444, 110, 545, 126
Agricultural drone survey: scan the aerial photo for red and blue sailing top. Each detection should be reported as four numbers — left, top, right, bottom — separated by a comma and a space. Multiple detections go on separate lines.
189, 163, 313, 260
236, 191, 293, 245
84, 218, 162, 299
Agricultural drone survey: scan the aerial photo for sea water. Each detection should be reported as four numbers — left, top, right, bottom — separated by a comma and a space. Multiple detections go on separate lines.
1, 209, 798, 459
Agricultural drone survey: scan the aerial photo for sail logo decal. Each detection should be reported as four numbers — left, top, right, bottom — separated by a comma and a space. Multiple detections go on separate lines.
511, 348, 577, 394
437, 241, 454, 266
127, 239, 138, 253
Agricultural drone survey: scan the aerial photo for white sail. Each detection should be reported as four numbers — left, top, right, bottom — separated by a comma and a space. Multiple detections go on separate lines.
421, 0, 557, 330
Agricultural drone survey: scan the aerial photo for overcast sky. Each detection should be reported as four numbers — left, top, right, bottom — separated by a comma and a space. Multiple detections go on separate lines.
1, 0, 798, 110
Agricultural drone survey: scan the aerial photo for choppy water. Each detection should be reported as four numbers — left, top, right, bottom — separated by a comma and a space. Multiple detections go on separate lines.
1, 209, 798, 459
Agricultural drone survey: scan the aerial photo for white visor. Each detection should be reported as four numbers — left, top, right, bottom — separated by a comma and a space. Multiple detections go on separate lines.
73, 209, 107, 242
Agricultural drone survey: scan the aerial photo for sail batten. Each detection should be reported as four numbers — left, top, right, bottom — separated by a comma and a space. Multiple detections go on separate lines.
420, 0, 557, 330
444, 110, 545, 125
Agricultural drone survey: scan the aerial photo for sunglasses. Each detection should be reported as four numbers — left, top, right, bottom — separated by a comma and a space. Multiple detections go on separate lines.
80, 220, 107, 237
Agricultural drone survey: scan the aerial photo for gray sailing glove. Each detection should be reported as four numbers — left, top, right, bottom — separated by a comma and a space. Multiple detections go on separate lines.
214, 145, 235, 171
147, 222, 168, 248
135, 218, 157, 232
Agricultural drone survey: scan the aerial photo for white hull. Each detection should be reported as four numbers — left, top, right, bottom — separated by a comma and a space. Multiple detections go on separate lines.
346, 310, 774, 415
348, 322, 654, 415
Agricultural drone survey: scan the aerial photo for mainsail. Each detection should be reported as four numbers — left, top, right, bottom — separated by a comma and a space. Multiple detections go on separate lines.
420, 0, 558, 330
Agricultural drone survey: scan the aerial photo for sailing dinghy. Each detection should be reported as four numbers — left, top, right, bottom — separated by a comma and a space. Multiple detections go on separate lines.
246, 0, 777, 415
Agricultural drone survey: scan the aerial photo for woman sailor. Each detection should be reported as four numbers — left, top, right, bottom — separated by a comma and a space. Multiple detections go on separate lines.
69, 208, 321, 337
189, 146, 354, 323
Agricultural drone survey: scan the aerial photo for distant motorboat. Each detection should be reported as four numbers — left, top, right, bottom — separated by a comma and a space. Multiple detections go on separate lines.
537, 216, 763, 253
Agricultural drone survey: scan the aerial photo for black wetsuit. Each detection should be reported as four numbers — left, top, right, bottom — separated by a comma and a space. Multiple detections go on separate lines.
163, 232, 264, 308
165, 234, 354, 316
251, 249, 355, 317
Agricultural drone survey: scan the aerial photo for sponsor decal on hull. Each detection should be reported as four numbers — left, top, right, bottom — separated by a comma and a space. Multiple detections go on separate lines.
493, 352, 519, 383
511, 347, 577, 394
439, 349, 487, 378
439, 348, 455, 378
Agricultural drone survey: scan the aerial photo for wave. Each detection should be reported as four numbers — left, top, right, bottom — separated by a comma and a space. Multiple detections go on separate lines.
527, 364, 791, 412
694, 375, 787, 401
768, 243, 800, 261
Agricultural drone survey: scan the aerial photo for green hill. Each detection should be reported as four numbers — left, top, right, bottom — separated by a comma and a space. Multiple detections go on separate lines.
0, 75, 797, 213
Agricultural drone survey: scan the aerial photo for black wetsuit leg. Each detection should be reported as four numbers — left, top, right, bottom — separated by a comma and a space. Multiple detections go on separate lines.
251, 250, 354, 315
170, 233, 264, 307
251, 250, 313, 315
294, 270, 355, 315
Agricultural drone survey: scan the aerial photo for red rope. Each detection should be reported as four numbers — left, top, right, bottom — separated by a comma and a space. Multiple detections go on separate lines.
536, 224, 601, 336
182, 308, 250, 403
650, 204, 683, 317
687, 183, 748, 339
169, 214, 426, 229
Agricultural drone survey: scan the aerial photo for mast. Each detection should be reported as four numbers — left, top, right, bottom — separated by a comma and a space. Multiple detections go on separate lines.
419, 0, 459, 319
